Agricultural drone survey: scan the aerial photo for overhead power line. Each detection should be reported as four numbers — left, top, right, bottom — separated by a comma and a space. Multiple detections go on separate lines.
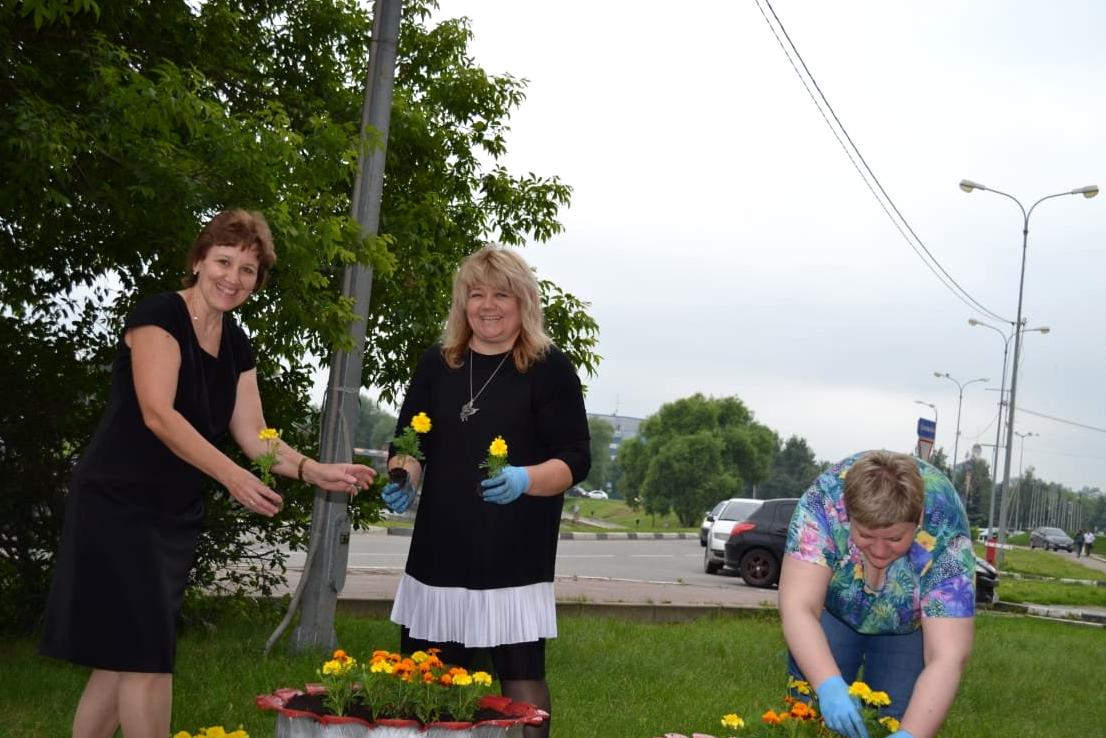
1017, 407, 1106, 435
754, 0, 1009, 324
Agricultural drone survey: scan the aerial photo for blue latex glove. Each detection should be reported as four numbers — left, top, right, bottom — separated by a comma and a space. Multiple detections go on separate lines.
480, 466, 531, 504
886, 731, 914, 738
815, 675, 869, 738
381, 480, 416, 513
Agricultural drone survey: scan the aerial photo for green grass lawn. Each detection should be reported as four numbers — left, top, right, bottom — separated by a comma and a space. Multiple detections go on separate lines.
3, 606, 1104, 738
563, 498, 696, 532
971, 541, 1106, 607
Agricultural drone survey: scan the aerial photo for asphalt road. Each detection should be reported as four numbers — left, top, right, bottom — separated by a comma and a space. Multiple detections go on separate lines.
280, 532, 778, 609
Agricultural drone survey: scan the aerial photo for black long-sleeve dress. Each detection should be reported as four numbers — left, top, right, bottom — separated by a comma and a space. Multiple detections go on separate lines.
389, 344, 590, 648
39, 292, 255, 672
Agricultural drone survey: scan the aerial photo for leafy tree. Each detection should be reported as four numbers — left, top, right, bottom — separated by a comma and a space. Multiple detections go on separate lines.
616, 394, 777, 526
354, 394, 398, 452
0, 0, 599, 630
758, 435, 821, 499
584, 416, 614, 494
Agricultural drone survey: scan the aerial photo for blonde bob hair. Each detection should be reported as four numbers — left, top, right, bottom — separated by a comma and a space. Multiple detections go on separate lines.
441, 244, 551, 372
843, 450, 925, 528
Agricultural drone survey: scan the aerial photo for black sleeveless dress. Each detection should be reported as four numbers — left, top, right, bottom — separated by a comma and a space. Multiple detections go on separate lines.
39, 292, 255, 673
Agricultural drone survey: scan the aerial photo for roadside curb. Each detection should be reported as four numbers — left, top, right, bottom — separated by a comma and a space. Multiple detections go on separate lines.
991, 600, 1106, 627
559, 531, 695, 541
381, 527, 696, 541
996, 570, 1106, 587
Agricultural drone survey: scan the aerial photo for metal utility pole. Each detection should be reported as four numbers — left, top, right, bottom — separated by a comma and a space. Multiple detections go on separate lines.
290, 0, 403, 652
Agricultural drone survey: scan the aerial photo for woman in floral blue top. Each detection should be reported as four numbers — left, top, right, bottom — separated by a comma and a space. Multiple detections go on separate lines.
779, 450, 974, 738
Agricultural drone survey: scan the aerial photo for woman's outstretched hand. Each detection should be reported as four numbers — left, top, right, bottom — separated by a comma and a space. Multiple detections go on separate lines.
304, 462, 376, 495
225, 467, 284, 517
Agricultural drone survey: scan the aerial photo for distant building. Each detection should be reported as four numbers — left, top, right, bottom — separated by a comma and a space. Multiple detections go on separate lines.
587, 412, 643, 462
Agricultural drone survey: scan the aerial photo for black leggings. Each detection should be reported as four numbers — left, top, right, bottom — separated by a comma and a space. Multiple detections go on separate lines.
400, 627, 546, 681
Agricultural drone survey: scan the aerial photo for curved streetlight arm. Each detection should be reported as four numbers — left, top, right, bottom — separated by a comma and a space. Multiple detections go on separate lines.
961, 177, 1097, 562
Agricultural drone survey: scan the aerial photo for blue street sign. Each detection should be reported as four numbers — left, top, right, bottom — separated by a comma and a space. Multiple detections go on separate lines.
917, 418, 936, 440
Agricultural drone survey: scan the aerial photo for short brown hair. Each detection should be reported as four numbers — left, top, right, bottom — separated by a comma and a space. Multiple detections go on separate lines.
441, 244, 551, 372
182, 210, 276, 290
844, 450, 924, 528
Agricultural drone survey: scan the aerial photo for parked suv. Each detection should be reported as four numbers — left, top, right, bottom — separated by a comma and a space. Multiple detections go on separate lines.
703, 498, 763, 574
723, 498, 799, 587
1029, 526, 1075, 552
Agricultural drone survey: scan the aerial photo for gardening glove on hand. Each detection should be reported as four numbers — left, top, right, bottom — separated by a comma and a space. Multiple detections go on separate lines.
381, 479, 416, 513
481, 466, 531, 504
815, 676, 870, 738
886, 731, 914, 738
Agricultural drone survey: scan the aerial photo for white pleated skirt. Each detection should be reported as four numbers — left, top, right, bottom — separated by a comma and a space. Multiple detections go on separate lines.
390, 574, 558, 648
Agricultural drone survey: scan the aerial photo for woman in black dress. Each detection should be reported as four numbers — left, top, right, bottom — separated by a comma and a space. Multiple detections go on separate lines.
40, 210, 376, 738
381, 245, 590, 738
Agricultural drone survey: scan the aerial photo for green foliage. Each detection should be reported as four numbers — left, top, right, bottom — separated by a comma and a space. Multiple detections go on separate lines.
0, 0, 598, 630
354, 394, 398, 452
757, 435, 821, 500
617, 394, 778, 526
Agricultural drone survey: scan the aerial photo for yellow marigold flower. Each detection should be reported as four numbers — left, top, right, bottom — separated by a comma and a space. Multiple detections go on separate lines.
453, 673, 473, 686
473, 671, 493, 686
411, 650, 429, 663
258, 428, 280, 441
915, 530, 937, 551
488, 436, 508, 457
848, 681, 872, 700
865, 690, 891, 707
411, 412, 432, 433
788, 677, 812, 695
228, 732, 248, 738
203, 729, 227, 738
370, 660, 394, 674
321, 660, 343, 675
172, 732, 192, 738
720, 713, 744, 729
879, 716, 901, 732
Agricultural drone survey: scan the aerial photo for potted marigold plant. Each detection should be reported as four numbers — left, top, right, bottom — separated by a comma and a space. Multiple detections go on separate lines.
256, 647, 547, 737
389, 412, 431, 486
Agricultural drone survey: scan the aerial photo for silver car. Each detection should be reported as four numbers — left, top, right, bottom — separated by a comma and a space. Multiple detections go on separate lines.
703, 498, 763, 574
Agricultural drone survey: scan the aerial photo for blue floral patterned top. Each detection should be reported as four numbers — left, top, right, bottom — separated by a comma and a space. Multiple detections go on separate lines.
785, 451, 975, 635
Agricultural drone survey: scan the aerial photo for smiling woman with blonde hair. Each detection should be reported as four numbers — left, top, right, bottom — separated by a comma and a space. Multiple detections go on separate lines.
380, 244, 590, 738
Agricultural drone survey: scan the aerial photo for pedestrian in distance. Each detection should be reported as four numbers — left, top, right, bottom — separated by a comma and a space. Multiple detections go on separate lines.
1074, 528, 1085, 557
39, 210, 376, 738
1085, 530, 1096, 557
779, 450, 975, 738
380, 244, 590, 738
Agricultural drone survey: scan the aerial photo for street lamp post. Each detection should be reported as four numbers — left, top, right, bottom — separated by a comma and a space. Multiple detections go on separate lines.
968, 319, 1050, 534
960, 179, 1098, 563
1013, 430, 1037, 529
933, 371, 988, 491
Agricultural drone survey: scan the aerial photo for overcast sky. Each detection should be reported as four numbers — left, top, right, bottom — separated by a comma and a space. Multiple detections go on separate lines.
409, 0, 1106, 491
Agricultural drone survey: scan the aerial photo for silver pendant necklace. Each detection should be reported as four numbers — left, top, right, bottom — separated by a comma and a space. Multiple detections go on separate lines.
460, 348, 510, 422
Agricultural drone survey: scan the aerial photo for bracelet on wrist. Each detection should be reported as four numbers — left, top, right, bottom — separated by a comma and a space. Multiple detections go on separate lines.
297, 456, 309, 482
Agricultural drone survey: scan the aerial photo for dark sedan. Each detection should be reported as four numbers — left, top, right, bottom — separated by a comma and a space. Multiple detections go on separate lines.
1029, 526, 1075, 552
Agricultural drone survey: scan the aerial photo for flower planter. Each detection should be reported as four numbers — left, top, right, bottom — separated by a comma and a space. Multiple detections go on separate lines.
257, 689, 547, 738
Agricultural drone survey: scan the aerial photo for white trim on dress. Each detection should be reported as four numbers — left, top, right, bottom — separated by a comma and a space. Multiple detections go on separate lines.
390, 574, 558, 648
